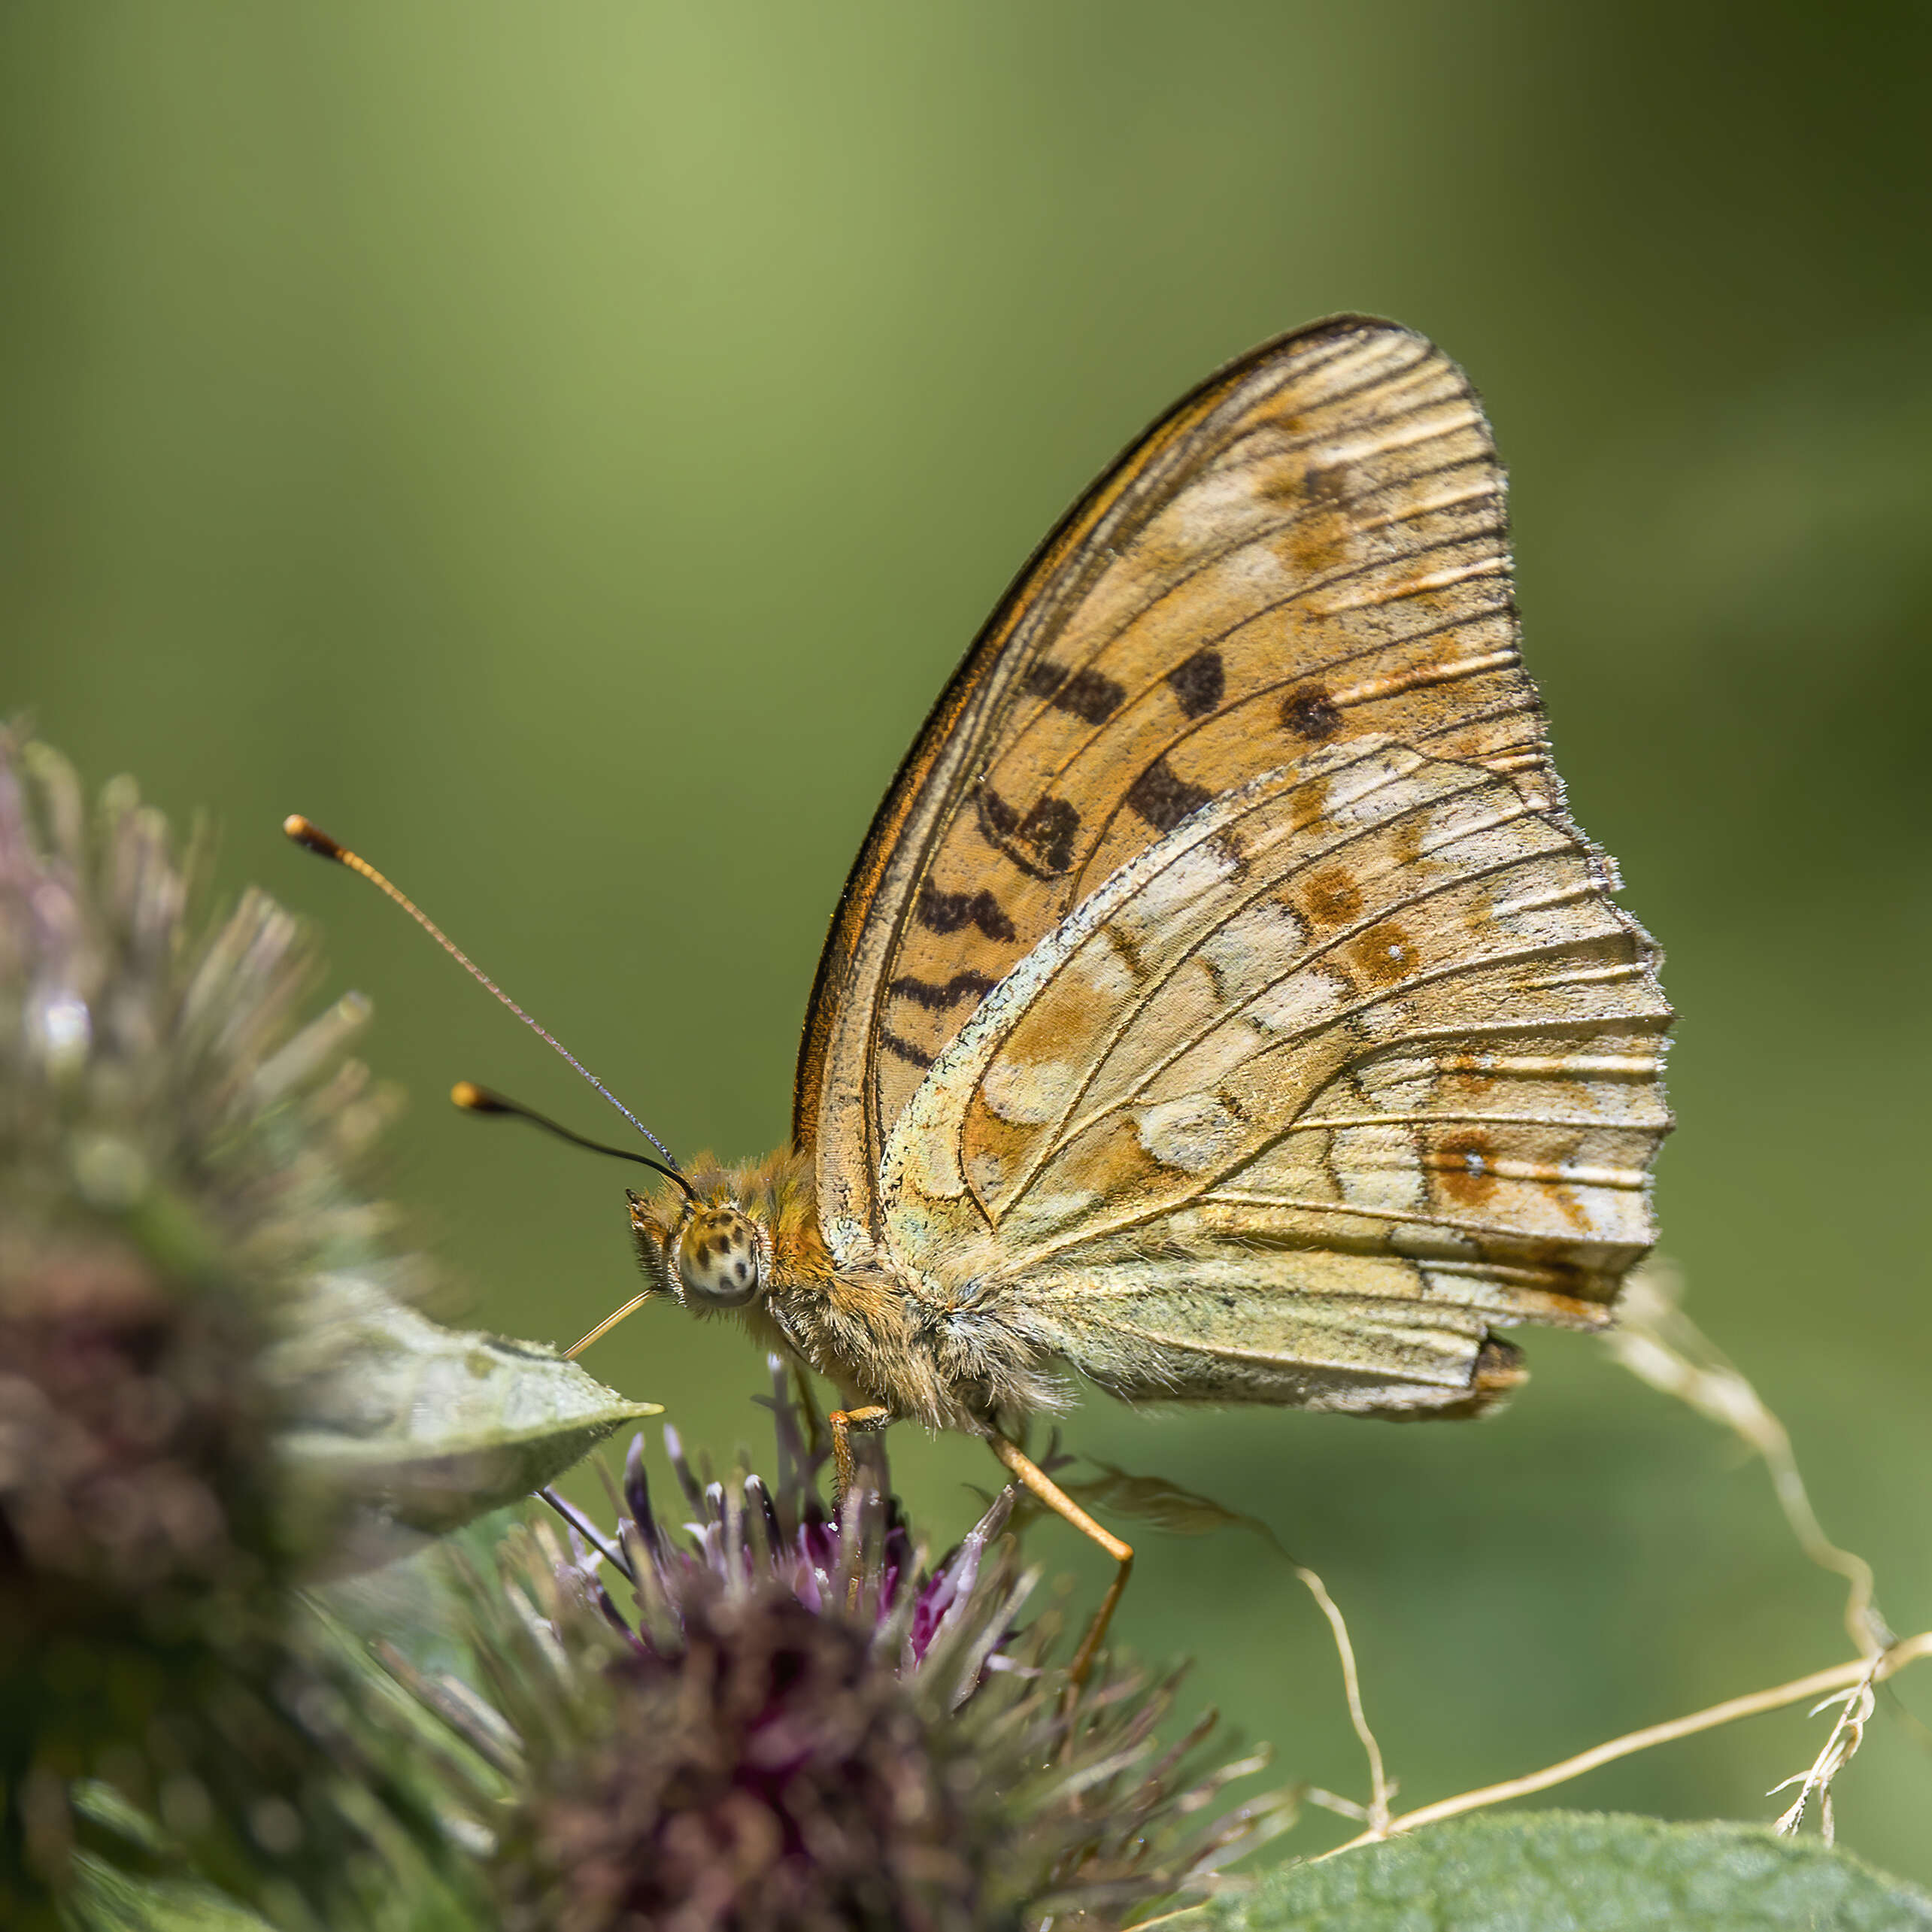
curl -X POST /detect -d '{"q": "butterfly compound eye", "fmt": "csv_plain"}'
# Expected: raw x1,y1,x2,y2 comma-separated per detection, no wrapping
674,1206,763,1309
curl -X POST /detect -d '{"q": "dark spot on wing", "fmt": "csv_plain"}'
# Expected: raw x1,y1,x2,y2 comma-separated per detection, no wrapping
1473,1335,1526,1393
887,970,998,1011
1303,460,1348,502
1432,1333,1527,1418
1019,796,1079,871
1208,832,1249,879
1125,757,1212,833
977,785,1081,876
1103,924,1150,980
915,881,1015,942
1281,685,1343,740
1056,667,1126,724
1166,648,1225,719
878,1028,936,1070
978,785,1018,840
1022,658,1124,724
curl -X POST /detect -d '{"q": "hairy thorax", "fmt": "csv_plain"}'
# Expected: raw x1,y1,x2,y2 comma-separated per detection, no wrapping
625,1147,1065,1434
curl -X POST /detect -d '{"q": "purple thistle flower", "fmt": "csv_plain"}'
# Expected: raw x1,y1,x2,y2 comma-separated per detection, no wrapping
417,1362,1298,1930
543,1360,1014,1691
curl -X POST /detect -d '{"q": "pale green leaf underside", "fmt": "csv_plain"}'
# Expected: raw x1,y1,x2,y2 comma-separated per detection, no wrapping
1161,1812,1932,1931
270,1272,660,1536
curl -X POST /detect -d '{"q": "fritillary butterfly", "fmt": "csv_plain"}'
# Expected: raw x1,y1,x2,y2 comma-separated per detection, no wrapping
298,316,1673,1670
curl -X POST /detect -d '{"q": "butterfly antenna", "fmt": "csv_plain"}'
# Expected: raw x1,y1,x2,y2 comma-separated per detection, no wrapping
283,814,687,1177
450,1081,697,1201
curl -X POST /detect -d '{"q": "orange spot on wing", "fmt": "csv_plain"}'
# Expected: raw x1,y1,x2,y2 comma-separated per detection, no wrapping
1347,921,1417,987
1549,1184,1591,1233
1302,865,1363,928
1287,772,1333,836
963,1093,1043,1186
1434,1128,1500,1206
1394,807,1429,869
1056,1117,1168,1207
1005,969,1100,1066
1278,508,1351,576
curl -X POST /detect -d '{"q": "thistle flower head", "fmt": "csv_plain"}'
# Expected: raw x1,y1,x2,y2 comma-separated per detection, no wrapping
417,1363,1294,1931
601,1366,1005,1678
0,734,459,1921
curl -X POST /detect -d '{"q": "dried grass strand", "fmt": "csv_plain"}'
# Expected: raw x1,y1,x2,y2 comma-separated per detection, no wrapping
1607,1263,1882,1652
1289,1564,1391,1833
1322,1627,1932,1855
1769,1657,1882,1845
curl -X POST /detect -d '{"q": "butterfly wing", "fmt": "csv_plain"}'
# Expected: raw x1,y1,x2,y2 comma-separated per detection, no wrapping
875,735,1669,1412
796,317,1669,1403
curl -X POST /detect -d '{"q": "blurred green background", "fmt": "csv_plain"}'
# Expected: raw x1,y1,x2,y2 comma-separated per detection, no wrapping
5,0,1930,1882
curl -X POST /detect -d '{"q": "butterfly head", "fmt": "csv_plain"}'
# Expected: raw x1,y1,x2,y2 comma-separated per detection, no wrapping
672,1201,765,1308
627,1178,775,1312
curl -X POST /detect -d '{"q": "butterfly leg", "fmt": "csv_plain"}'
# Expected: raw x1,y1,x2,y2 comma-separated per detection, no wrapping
987,1433,1133,1686
563,1292,655,1360
828,1405,892,1516
830,1405,893,1613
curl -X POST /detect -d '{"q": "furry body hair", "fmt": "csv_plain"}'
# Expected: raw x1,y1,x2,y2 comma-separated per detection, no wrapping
626,1149,1069,1434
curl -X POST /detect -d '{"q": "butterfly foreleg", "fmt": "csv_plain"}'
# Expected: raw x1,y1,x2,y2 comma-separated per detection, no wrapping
987,1433,1133,1688
563,1291,657,1360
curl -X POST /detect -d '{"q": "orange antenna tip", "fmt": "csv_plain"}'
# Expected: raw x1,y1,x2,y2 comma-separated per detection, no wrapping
450,1079,505,1112
284,814,347,862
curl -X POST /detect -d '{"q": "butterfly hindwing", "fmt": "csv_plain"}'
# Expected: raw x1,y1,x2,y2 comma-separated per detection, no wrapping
875,738,1668,1412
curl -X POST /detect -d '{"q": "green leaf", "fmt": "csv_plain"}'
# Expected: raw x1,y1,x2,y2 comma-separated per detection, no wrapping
1160,1812,1932,1930
270,1271,660,1542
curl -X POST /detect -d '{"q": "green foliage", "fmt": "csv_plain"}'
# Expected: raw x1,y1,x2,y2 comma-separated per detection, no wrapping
5,2,1931,1890
272,1272,660,1545
1158,1813,1932,1932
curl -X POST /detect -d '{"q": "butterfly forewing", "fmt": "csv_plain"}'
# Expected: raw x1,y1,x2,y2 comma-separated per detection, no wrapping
799,315,1668,1412
800,318,1570,1240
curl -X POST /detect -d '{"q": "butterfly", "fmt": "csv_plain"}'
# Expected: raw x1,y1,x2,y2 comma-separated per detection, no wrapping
295,315,1671,1674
